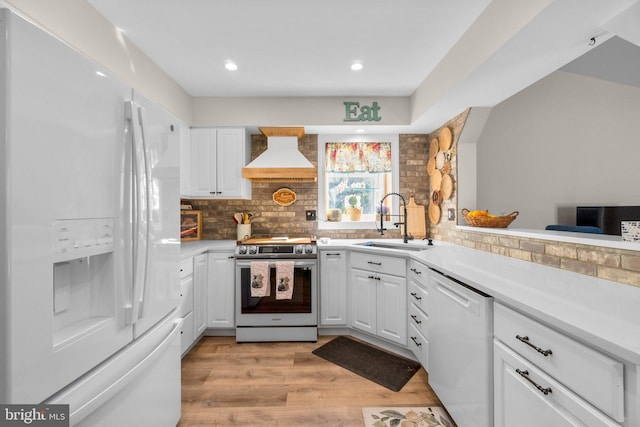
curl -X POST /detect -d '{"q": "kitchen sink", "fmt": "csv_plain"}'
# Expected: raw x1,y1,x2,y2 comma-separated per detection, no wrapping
354,241,430,252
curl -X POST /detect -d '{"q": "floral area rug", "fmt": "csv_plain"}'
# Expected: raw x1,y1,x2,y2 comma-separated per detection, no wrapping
362,407,456,427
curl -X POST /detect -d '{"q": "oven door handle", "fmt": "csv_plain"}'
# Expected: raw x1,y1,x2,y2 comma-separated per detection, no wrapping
236,260,316,268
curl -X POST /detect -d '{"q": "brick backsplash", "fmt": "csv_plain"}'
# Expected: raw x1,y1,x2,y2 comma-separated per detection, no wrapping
184,133,429,241
183,117,640,289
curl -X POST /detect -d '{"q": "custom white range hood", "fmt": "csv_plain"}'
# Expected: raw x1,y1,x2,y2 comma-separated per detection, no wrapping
242,127,317,182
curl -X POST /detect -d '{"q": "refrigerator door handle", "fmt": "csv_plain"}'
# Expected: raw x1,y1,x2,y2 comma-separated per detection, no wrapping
128,100,150,325
137,104,154,318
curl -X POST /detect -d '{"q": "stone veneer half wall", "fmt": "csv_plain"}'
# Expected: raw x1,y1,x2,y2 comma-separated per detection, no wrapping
429,111,640,288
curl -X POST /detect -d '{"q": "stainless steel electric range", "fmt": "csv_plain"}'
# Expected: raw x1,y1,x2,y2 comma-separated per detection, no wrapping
234,237,317,342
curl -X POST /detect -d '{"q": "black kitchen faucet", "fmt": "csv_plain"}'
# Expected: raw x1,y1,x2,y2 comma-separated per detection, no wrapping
378,192,412,244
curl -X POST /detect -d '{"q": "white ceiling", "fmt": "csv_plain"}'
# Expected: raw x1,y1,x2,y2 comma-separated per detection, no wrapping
87,0,640,133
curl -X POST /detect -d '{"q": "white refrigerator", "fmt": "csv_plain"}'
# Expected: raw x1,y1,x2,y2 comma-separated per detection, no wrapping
0,8,182,426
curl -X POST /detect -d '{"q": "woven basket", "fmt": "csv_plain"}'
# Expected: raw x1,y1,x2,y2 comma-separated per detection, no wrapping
462,208,519,228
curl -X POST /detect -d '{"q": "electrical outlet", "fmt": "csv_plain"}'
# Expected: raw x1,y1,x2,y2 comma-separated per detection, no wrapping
448,208,456,221
306,210,316,221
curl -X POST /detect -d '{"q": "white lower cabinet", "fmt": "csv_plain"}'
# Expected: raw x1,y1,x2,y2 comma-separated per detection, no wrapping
193,253,208,336
179,257,195,355
207,251,235,328
407,260,431,369
319,250,348,326
181,312,194,355
494,340,621,427
494,302,624,427
350,268,377,334
349,251,406,345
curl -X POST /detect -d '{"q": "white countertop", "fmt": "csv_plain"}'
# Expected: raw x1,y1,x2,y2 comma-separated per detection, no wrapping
319,238,640,365
180,240,236,258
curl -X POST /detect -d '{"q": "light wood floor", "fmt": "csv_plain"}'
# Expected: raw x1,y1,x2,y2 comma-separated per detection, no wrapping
178,335,442,427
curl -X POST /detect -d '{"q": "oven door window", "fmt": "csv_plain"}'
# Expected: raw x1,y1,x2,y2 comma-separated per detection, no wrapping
240,266,312,314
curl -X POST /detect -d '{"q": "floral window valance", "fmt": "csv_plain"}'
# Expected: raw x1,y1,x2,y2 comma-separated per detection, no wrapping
325,142,392,173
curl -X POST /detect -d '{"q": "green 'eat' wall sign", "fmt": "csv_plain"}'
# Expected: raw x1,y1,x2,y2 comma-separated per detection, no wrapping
343,101,381,122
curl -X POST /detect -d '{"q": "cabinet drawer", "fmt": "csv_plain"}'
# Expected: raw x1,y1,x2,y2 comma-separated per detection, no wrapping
180,311,194,356
351,251,406,277
408,259,429,286
179,276,194,316
408,280,429,313
408,323,429,371
494,303,624,422
408,302,429,337
180,257,193,278
494,340,621,427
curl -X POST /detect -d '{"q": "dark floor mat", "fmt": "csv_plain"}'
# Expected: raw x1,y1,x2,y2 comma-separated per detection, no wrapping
312,336,421,392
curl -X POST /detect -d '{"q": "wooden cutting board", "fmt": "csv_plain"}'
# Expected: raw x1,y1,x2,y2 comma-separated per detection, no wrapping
405,194,427,239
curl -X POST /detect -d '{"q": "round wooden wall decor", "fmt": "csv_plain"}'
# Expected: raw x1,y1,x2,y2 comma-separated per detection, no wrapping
427,158,437,176
430,169,442,191
441,174,453,200
435,151,446,170
439,127,452,151
272,188,297,206
428,202,441,224
429,138,439,158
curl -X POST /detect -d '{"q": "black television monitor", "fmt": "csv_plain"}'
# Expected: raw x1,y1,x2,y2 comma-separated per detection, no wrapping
577,206,640,236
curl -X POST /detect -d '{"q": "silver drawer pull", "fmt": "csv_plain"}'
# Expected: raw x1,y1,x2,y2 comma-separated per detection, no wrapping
410,336,422,347
410,292,422,301
410,268,422,275
410,314,422,324
515,368,552,395
516,335,553,357
367,261,382,266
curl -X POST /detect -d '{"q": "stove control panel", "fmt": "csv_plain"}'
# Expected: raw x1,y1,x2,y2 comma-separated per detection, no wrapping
235,244,317,258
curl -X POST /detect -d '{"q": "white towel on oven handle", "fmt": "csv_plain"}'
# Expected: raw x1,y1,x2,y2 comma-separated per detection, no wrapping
250,261,270,297
275,261,294,300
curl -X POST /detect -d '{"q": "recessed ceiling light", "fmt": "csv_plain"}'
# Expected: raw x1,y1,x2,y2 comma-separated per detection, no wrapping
225,61,238,71
355,128,365,133
351,62,363,71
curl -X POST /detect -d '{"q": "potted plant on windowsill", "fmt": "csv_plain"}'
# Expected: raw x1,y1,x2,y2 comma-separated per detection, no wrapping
376,206,390,222
346,194,362,221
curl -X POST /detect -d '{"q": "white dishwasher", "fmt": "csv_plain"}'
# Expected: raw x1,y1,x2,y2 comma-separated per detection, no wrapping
428,267,493,427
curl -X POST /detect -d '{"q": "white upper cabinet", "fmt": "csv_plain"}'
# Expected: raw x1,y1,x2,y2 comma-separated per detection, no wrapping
183,128,251,198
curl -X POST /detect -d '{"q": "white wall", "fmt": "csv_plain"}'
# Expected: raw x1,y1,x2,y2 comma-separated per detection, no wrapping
2,0,192,123
192,96,410,128
476,70,640,229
